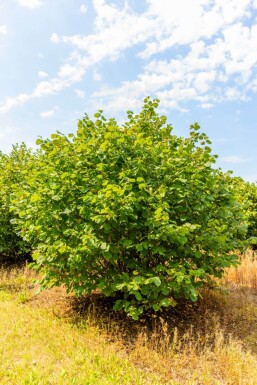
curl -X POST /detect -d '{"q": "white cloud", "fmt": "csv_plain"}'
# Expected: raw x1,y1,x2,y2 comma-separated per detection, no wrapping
40,106,59,119
2,0,257,115
50,33,60,44
33,78,73,97
221,155,250,164
58,64,85,81
80,0,257,113
38,71,48,78
201,102,214,109
0,25,7,35
140,0,252,58
91,8,257,113
80,4,88,14
224,87,248,101
62,1,155,63
17,0,42,9
93,69,101,81
75,89,85,98
0,64,86,114
0,94,31,114
0,126,18,140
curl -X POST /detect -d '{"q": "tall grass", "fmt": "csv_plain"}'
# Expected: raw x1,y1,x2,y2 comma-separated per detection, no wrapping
223,250,257,290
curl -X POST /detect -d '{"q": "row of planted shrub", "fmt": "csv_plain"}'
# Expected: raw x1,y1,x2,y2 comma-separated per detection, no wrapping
1,98,257,319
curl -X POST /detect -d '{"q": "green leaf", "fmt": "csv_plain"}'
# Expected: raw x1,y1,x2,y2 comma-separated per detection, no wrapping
150,277,161,287
133,291,142,301
160,298,171,307
100,242,108,250
123,239,133,248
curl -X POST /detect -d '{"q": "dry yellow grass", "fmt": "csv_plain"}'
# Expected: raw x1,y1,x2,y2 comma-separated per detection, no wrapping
1,255,257,385
223,250,257,290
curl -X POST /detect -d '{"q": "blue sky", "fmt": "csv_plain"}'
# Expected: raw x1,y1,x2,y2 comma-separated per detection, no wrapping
0,0,257,182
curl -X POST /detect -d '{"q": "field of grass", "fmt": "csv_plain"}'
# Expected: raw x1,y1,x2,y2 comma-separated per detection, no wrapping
1,252,257,384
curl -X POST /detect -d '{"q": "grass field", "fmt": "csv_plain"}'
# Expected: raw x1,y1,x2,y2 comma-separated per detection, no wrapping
1,252,257,384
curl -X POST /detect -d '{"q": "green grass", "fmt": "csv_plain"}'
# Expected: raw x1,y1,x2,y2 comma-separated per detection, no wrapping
1,262,257,385
0,289,163,385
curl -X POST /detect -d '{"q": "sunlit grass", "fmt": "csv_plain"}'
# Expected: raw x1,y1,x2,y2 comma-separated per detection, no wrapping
1,255,257,385
0,276,162,384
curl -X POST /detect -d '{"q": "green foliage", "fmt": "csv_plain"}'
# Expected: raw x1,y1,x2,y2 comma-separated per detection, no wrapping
228,176,257,249
0,144,32,264
12,98,246,319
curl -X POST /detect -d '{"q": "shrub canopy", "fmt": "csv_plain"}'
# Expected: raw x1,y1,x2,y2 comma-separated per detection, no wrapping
12,98,246,318
0,144,32,264
228,176,257,249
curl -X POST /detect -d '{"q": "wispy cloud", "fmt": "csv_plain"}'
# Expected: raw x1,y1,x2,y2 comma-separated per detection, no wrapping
201,103,214,109
38,71,48,79
80,5,88,14
0,69,86,114
0,25,7,35
0,94,30,114
221,155,250,164
0,126,18,139
40,106,59,119
2,0,257,115
92,17,257,112
75,89,85,98
50,33,60,44
93,69,101,81
17,0,42,9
